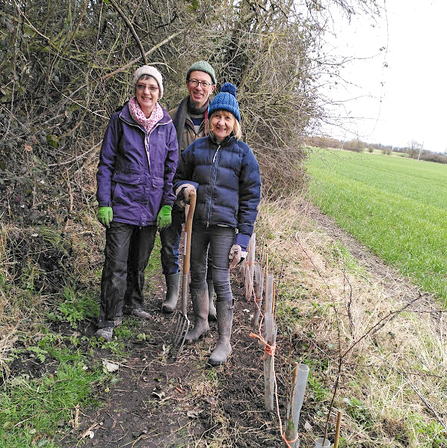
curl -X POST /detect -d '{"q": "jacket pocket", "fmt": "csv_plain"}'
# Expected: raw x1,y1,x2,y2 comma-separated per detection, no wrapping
147,177,164,207
111,174,145,206
112,172,144,185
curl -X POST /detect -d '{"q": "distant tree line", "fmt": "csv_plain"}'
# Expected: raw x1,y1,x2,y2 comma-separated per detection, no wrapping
307,136,447,164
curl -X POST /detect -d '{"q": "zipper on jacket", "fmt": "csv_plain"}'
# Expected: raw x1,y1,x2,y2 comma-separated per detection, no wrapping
145,120,173,174
212,145,220,163
206,144,221,227
145,133,152,173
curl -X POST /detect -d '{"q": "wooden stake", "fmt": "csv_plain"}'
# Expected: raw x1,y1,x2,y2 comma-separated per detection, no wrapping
285,363,299,446
272,281,276,315
264,323,277,412
244,234,256,300
264,273,276,411
333,411,342,448
252,263,264,329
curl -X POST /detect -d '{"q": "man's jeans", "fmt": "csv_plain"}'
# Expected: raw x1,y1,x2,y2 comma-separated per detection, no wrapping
159,206,183,275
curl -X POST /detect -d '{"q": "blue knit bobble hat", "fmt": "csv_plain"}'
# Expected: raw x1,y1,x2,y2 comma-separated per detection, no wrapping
208,82,241,122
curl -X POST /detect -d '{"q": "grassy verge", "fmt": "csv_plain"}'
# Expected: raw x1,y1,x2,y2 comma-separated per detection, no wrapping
255,195,447,447
1,344,104,447
0,225,104,448
305,148,447,303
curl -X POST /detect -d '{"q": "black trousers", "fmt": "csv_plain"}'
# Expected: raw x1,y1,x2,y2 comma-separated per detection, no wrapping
98,221,157,328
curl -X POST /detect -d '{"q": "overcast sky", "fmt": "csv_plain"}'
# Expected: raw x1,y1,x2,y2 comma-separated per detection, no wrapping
322,0,447,152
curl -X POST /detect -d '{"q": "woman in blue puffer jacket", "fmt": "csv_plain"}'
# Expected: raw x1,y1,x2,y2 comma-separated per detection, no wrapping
95,65,178,341
175,83,261,365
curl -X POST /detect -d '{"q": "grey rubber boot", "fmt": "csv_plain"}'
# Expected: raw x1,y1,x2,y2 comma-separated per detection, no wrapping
161,272,181,313
207,280,217,321
209,300,234,366
185,287,210,342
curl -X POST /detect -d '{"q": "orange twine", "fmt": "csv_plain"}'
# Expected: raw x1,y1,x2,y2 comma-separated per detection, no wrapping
282,432,299,447
247,254,296,446
249,332,276,359
249,332,296,447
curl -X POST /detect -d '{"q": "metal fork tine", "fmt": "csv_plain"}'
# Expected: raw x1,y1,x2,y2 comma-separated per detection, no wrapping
171,312,190,358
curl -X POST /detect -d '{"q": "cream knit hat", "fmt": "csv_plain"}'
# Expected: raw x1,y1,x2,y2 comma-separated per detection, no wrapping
132,65,164,99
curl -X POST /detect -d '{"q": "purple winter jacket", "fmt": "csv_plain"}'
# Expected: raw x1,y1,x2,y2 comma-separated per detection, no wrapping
96,102,178,227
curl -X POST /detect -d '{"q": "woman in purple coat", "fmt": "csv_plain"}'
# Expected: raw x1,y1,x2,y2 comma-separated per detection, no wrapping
95,65,178,340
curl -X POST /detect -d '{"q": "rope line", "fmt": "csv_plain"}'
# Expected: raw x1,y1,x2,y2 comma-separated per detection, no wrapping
282,432,299,447
249,332,296,447
249,332,276,359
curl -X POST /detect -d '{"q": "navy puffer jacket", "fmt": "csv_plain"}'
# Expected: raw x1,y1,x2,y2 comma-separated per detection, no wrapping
97,103,178,227
175,134,261,249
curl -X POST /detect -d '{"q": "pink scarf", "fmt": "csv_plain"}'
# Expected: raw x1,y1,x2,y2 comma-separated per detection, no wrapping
129,97,163,133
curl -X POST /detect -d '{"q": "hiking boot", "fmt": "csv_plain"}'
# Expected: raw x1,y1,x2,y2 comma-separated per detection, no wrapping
95,327,114,341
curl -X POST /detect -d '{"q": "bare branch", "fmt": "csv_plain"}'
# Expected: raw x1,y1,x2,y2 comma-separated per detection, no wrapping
107,0,148,65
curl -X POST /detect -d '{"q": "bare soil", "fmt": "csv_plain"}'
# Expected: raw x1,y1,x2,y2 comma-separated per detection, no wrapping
57,271,288,448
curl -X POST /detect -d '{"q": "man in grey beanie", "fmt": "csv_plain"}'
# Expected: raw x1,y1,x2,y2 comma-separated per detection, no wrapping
171,60,216,157
160,61,217,318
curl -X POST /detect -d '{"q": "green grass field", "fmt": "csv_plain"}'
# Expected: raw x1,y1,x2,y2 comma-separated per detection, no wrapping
306,149,447,302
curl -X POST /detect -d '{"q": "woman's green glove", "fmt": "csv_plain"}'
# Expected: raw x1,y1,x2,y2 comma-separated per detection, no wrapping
157,205,172,229
98,206,113,228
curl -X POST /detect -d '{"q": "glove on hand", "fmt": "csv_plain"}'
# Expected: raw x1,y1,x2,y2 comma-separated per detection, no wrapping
229,244,248,268
177,184,195,207
98,206,113,228
157,205,172,229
